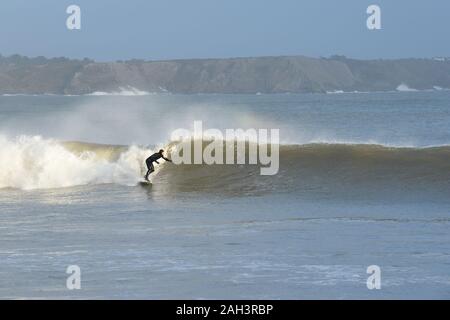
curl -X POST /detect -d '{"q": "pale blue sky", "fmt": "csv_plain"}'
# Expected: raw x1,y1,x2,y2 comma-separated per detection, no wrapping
1,0,449,61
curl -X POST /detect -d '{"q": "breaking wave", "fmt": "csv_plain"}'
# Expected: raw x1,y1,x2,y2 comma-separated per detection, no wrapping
1,135,450,197
0,136,152,190
397,83,418,92
87,86,151,96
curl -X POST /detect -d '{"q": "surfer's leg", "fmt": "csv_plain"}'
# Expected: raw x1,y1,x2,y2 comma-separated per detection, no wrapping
145,160,152,181
145,162,154,181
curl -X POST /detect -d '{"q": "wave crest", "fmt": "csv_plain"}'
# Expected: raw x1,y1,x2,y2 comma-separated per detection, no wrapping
1,136,450,195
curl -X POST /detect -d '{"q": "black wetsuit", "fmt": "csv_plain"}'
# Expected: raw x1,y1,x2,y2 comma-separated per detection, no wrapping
145,152,171,180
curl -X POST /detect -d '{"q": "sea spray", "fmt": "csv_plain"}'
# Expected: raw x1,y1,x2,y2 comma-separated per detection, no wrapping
0,135,152,190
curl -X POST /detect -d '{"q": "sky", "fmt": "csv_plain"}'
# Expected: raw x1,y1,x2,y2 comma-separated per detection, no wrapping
1,0,449,61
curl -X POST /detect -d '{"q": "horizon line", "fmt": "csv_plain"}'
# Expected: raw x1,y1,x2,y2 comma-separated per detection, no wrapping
1,53,450,64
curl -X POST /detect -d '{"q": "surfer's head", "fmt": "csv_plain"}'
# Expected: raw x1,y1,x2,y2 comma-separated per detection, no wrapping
159,149,164,154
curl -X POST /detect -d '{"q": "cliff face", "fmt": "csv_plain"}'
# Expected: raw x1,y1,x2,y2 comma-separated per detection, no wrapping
0,54,449,94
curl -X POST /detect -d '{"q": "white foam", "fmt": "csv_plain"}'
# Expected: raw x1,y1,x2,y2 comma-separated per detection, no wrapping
87,86,151,96
396,83,418,92
326,90,345,94
0,135,152,190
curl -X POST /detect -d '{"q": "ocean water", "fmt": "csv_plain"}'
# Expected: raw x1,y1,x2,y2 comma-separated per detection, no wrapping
0,91,449,299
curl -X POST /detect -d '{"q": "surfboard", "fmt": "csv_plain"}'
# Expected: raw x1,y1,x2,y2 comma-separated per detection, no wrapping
139,180,152,187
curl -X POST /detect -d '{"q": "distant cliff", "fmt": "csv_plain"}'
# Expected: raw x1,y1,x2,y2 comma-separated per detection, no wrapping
0,54,449,95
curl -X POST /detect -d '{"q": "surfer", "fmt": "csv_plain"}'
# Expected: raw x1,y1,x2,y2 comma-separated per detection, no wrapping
144,149,172,181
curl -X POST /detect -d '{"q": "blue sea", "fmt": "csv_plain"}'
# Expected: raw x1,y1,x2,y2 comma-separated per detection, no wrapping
0,91,449,299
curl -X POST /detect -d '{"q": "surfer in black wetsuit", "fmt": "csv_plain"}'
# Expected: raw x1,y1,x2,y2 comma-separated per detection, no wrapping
144,149,172,181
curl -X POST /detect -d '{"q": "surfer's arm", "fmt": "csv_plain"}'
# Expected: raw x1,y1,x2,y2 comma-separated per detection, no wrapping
163,157,172,162
155,160,160,164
